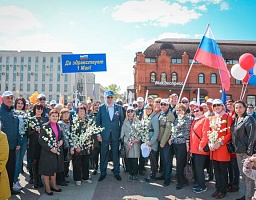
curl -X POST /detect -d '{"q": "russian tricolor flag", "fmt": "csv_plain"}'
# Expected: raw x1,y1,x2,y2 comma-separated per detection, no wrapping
194,24,230,91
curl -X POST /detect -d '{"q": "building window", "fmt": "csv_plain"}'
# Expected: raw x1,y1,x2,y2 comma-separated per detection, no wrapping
150,72,156,82
145,58,156,63
198,73,204,84
20,84,23,91
50,74,53,81
49,95,52,101
160,73,167,82
57,84,60,92
35,84,38,91
172,58,182,64
171,72,177,82
42,84,45,91
235,79,241,84
64,84,68,92
247,95,256,105
64,74,68,83
27,83,30,91
211,73,217,84
49,84,52,92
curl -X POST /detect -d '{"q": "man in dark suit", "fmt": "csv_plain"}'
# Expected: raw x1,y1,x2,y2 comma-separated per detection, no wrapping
96,90,124,181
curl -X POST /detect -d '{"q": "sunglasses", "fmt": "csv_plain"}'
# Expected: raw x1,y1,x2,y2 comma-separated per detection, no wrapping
145,107,152,110
36,107,43,110
107,96,113,99
39,98,46,101
160,103,168,106
176,109,182,112
182,101,189,103
213,104,222,107
127,110,134,113
155,101,160,103
193,110,200,113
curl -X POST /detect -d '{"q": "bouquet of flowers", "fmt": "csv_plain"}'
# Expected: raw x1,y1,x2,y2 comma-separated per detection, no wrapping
69,117,104,150
129,119,149,144
207,116,229,149
28,116,40,130
13,110,29,137
41,126,60,155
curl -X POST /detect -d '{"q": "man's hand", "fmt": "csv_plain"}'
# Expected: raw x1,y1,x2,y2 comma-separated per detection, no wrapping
160,144,164,148
16,146,21,150
70,149,74,155
51,148,57,154
76,148,81,153
168,139,172,145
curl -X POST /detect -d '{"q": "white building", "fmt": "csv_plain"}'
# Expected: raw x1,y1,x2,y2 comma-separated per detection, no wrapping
0,50,105,103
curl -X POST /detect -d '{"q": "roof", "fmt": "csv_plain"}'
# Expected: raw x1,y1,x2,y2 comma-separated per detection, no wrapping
143,38,256,60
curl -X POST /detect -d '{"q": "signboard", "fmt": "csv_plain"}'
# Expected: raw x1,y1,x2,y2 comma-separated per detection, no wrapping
61,54,107,73
154,81,183,86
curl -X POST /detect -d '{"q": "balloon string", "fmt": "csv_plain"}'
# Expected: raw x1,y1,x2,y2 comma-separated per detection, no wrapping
240,84,244,100
241,83,248,101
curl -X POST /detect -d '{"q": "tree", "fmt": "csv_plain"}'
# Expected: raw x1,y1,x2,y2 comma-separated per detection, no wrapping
105,84,121,99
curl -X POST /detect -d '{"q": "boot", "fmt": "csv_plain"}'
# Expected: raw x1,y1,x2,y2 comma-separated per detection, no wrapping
32,163,38,188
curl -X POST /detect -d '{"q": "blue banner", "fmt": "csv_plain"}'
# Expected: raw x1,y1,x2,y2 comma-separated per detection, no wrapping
61,54,107,73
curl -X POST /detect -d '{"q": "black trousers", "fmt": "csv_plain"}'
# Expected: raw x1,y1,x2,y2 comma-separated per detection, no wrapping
127,158,138,176
228,157,240,185
173,143,187,185
93,147,100,171
72,154,89,181
213,160,229,194
156,142,163,172
149,150,158,178
192,153,207,189
6,149,16,190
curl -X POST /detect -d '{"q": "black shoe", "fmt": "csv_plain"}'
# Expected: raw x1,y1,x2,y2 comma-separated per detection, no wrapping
92,170,97,175
38,177,44,187
176,184,183,190
98,175,106,181
50,187,62,192
139,170,145,176
145,177,155,182
65,180,70,183
56,181,68,186
114,174,122,181
156,175,164,180
33,182,39,189
163,180,170,186
29,177,34,184
45,189,54,196
211,190,219,197
192,184,199,190
11,189,20,195
236,196,245,200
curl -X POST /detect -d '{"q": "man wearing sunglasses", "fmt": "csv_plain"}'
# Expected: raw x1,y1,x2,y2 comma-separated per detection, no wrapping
36,93,50,118
96,90,124,182
156,99,175,186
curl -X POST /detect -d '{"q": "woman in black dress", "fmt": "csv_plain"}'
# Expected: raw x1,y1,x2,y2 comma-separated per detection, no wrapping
38,109,64,196
27,103,47,188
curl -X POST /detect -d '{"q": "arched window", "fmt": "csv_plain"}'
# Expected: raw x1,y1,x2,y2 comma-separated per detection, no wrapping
211,73,217,84
160,73,167,82
198,73,204,84
171,72,178,82
150,72,156,82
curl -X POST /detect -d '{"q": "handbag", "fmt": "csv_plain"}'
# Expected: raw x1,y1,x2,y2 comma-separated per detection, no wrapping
120,137,126,158
184,153,193,180
192,128,210,152
227,140,235,154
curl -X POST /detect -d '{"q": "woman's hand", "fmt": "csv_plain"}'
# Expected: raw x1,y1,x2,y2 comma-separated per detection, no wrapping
127,142,132,148
198,147,203,152
57,140,63,147
36,127,40,132
76,148,81,153
160,144,164,148
51,148,57,154
168,139,172,145
146,142,152,147
186,143,189,152
132,139,139,143
70,149,74,155
97,135,102,142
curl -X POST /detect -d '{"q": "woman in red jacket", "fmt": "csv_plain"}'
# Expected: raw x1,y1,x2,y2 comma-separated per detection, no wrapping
209,99,232,199
190,106,210,194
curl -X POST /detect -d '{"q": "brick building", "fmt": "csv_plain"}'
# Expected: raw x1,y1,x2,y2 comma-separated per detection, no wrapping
134,39,256,104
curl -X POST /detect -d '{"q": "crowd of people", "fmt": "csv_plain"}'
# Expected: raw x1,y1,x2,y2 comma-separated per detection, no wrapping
0,90,256,200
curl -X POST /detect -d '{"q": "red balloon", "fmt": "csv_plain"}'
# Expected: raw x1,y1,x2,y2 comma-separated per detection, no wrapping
239,53,255,71
242,73,250,84
0,96,2,104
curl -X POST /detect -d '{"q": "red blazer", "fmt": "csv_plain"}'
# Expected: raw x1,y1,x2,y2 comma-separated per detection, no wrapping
209,113,232,162
190,116,210,155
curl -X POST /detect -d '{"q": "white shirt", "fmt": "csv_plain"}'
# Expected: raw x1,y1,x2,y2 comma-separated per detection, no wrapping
107,104,114,120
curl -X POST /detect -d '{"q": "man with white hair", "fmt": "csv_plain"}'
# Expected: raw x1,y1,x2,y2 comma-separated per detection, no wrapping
37,93,50,118
0,91,21,195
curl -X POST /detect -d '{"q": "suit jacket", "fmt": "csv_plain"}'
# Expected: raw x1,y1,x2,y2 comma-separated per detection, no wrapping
96,104,124,141
38,122,64,176
148,112,160,152
0,131,11,200
158,110,175,145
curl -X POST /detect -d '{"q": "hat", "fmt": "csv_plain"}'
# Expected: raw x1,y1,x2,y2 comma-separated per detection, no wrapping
147,96,154,100
2,91,13,98
212,99,223,105
200,103,207,107
86,100,92,104
105,90,114,97
50,100,57,105
170,93,178,98
248,104,254,108
160,99,169,105
26,100,30,105
116,98,123,103
137,97,144,102
189,101,197,106
141,143,151,158
181,97,189,102
37,93,46,99
127,106,134,111
123,103,128,107
206,98,213,103
132,101,138,105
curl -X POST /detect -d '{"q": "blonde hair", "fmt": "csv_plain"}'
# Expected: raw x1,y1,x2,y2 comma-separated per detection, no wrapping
124,109,137,122
176,103,186,112
144,103,154,119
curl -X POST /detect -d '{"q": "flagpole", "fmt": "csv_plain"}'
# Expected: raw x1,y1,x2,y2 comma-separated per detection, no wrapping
197,88,200,105
178,60,195,103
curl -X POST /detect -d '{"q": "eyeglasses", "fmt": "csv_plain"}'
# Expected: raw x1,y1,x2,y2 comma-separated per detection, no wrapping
36,107,43,110
155,101,160,104
107,96,113,99
160,103,168,106
6,96,14,100
182,101,189,104
127,110,134,113
39,98,46,101
176,109,182,112
145,107,152,110
213,104,222,107
193,110,200,113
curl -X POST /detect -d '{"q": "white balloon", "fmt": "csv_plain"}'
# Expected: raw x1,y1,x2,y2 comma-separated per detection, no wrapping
231,63,247,80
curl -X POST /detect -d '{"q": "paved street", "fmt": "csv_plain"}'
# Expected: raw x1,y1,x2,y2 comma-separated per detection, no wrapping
10,161,245,200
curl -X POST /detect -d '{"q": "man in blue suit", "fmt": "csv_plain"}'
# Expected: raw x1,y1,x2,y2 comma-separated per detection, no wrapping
96,90,124,181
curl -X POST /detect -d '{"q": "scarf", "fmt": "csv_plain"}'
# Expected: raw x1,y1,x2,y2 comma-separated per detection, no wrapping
214,110,226,117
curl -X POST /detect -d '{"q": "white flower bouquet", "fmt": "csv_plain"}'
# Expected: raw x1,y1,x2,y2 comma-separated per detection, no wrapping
42,126,60,155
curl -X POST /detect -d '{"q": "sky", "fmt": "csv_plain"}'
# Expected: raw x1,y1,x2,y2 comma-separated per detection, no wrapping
0,0,255,92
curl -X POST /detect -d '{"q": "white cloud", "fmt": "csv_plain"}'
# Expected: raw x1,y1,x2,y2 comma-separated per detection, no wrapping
158,32,191,39
0,5,42,33
112,0,201,26
194,33,203,38
102,6,109,14
0,33,78,52
198,5,207,11
123,38,155,51
220,2,229,10
178,0,221,4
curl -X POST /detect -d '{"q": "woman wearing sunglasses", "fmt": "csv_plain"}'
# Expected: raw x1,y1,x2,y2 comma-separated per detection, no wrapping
120,106,140,182
190,106,210,194
169,103,191,190
208,99,232,199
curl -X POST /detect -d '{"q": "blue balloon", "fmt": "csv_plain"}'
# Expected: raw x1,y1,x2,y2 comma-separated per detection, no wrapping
248,75,256,86
248,68,254,75
248,57,256,75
